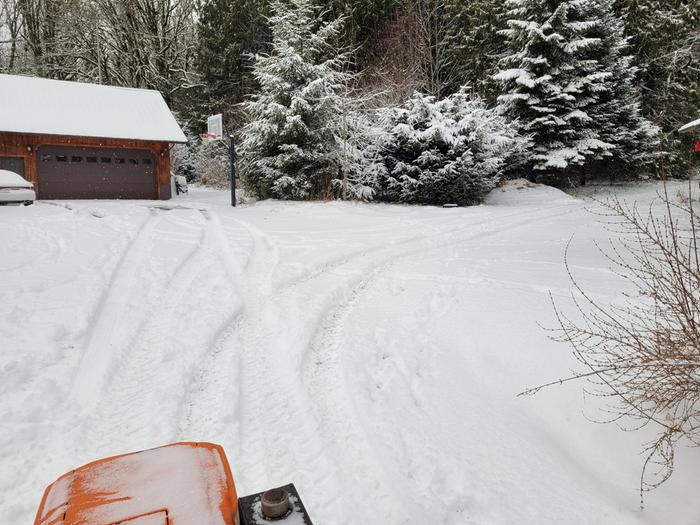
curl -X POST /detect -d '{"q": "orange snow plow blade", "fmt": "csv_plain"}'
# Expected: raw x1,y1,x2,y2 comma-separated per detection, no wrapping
33,442,239,525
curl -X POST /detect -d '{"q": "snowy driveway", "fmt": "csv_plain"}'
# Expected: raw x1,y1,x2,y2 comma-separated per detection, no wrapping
1,182,698,524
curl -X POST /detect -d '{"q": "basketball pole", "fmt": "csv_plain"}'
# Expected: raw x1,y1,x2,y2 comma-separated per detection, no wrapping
229,133,237,207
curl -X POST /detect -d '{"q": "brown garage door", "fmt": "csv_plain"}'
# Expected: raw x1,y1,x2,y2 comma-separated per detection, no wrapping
37,145,157,199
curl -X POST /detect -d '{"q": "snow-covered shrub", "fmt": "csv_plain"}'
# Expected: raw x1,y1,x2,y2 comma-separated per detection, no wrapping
194,139,231,188
366,89,528,206
171,142,197,181
329,105,381,201
170,117,200,182
240,0,353,200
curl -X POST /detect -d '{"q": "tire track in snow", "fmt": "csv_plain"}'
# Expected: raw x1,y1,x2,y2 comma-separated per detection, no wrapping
192,216,353,503
84,206,252,453
275,203,572,295
180,202,577,521
274,213,488,292
194,203,580,516
176,209,249,441
68,209,163,411
7,208,176,518
78,211,231,446
295,203,581,522
177,319,243,439
217,219,285,483
303,260,407,524
80,201,575,514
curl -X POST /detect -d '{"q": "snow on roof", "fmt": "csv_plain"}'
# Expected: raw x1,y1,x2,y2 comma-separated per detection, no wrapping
0,74,187,143
679,117,700,134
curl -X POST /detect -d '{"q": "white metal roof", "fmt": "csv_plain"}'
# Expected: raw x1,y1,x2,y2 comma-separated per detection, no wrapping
0,74,187,143
679,117,700,134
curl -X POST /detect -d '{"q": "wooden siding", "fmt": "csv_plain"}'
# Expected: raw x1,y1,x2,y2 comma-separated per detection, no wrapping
0,132,172,199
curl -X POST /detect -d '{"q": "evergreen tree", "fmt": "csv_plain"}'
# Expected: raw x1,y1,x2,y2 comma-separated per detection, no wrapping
366,89,527,205
620,0,700,175
590,0,659,176
495,0,657,183
190,0,271,128
324,0,402,65
445,0,506,101
620,0,700,129
240,0,353,199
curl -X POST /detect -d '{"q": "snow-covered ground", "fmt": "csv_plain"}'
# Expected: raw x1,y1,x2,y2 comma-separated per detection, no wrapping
1,180,699,524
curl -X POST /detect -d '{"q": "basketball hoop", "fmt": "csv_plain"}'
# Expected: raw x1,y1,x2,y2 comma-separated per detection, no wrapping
204,113,235,207
199,132,219,143
207,114,224,139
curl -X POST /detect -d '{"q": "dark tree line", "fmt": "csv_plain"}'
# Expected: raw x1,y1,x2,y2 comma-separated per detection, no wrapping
1,0,699,184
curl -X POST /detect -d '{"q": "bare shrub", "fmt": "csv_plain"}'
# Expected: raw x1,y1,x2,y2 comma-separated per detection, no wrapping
525,179,700,500
171,142,196,181
194,139,231,188
357,5,428,108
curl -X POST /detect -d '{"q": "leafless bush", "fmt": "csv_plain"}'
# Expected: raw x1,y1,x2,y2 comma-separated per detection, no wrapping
525,180,700,500
357,6,428,108
194,139,231,188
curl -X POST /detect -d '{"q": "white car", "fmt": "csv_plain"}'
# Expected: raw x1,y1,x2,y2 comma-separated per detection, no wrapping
0,169,35,205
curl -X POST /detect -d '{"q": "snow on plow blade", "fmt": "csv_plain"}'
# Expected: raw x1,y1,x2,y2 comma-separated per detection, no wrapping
33,442,313,524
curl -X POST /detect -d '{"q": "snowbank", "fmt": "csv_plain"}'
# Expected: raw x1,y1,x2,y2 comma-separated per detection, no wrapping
485,178,578,206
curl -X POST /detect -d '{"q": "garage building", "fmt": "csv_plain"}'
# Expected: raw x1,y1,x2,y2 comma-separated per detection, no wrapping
0,74,187,200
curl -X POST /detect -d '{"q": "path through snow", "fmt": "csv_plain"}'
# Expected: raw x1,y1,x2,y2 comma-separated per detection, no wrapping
1,181,699,524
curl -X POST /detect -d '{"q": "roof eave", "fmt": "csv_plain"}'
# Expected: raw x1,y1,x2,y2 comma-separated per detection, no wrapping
678,118,700,134
0,129,188,144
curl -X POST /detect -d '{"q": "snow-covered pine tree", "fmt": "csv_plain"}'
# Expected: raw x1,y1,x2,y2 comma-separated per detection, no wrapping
192,0,271,127
495,0,657,184
240,0,352,200
620,0,700,175
445,0,507,101
588,0,659,177
367,89,527,206
495,0,612,182
621,0,700,130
